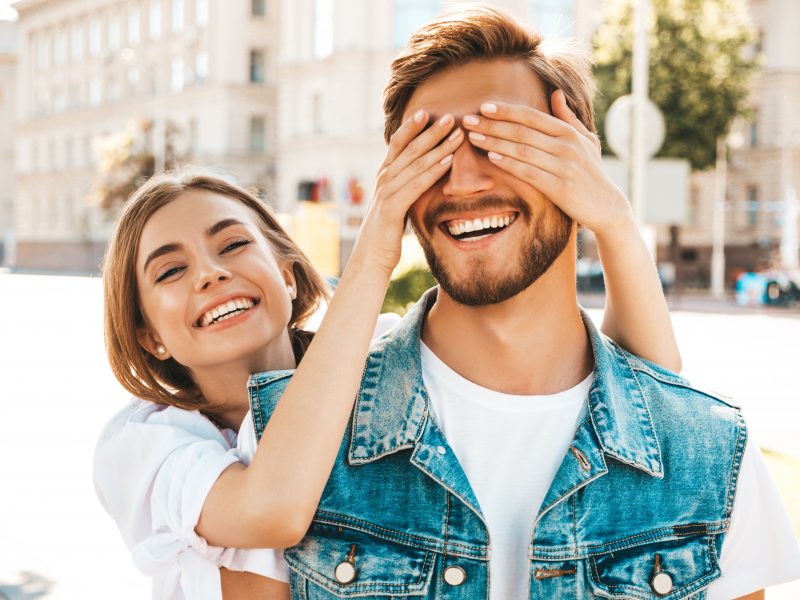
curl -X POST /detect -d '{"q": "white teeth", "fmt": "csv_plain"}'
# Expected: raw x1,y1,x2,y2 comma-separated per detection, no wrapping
504,216,511,226
446,213,517,239
464,220,474,233
472,218,482,230
482,217,490,229
199,297,255,327
490,216,498,228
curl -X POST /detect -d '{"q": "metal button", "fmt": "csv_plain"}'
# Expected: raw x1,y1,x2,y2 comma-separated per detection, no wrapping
334,560,357,584
437,445,446,455
651,571,673,595
443,565,466,586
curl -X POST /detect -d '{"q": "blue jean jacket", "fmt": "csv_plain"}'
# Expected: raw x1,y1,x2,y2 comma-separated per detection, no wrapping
248,289,747,599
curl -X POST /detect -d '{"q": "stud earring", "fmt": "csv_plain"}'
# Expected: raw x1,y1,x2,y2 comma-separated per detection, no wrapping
157,345,167,355
287,286,294,296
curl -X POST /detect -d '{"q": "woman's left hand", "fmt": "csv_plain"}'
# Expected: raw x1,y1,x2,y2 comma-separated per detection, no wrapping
462,89,634,238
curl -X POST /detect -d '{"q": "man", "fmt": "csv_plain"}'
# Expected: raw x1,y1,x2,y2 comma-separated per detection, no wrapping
249,5,800,598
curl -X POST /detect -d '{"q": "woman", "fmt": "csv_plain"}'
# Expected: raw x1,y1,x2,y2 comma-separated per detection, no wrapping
94,100,680,599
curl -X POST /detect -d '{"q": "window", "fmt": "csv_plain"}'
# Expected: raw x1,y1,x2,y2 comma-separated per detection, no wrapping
393,0,440,48
747,185,759,227
249,49,265,83
195,52,208,84
531,0,575,37
64,137,74,169
68,82,82,110
171,57,184,92
89,18,101,57
249,115,266,152
108,74,122,102
313,0,333,58
53,87,67,113
54,29,67,66
749,115,758,148
172,0,184,32
36,35,50,69
89,77,102,106
252,0,266,16
108,15,121,51
149,1,162,39
128,7,140,45
128,66,140,94
196,0,208,26
71,24,84,61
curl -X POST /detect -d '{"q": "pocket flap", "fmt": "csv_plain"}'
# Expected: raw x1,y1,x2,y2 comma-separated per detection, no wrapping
588,534,720,599
285,524,436,597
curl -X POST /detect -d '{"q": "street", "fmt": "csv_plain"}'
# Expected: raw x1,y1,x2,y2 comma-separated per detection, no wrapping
1,273,798,599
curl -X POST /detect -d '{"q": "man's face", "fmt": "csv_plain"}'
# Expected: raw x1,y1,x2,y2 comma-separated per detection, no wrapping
403,59,573,306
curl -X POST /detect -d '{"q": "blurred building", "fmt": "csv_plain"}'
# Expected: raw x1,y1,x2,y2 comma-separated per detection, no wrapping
12,0,279,271
0,19,16,267
276,0,601,270
670,0,800,287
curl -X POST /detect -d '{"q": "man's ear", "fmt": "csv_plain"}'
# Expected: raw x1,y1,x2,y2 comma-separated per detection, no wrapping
282,261,298,300
137,328,172,361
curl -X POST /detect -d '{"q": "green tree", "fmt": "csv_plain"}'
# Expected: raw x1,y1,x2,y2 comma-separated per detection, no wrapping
593,0,758,171
88,119,184,210
382,266,437,315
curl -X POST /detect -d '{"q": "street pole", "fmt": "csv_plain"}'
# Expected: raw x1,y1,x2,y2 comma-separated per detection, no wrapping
631,0,649,229
779,132,799,270
711,136,727,297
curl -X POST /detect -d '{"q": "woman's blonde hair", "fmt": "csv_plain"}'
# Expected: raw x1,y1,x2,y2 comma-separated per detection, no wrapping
383,3,596,143
102,169,330,410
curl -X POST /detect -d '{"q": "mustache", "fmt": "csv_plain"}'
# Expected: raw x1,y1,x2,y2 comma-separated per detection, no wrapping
422,195,532,234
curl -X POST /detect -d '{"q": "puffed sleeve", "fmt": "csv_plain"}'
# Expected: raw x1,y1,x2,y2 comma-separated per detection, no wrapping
93,399,288,600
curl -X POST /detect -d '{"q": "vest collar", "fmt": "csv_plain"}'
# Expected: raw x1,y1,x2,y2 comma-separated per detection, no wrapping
348,287,663,478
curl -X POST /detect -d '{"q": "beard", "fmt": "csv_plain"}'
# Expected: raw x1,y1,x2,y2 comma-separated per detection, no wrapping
413,195,573,306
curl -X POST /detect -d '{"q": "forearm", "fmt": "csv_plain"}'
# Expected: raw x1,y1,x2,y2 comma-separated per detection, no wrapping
199,235,393,547
595,220,681,372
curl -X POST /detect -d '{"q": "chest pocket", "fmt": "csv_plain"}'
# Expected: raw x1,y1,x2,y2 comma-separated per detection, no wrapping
587,534,721,599
285,523,436,599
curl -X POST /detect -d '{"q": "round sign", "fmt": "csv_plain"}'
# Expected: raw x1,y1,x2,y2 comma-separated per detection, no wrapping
605,94,666,162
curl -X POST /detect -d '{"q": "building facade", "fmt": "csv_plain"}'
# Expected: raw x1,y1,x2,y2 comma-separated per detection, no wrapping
0,19,16,267
12,0,279,271
276,0,601,270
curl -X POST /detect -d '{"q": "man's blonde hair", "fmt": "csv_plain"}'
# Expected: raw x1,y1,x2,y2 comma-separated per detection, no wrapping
383,3,596,143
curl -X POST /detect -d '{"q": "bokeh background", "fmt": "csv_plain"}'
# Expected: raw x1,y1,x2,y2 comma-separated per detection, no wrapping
0,0,798,598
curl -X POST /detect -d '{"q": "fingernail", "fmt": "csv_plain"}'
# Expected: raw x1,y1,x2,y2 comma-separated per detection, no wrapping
463,115,480,126
481,103,497,114
488,151,503,161
438,114,452,126
448,128,462,142
468,131,486,142
414,109,425,123
440,154,453,165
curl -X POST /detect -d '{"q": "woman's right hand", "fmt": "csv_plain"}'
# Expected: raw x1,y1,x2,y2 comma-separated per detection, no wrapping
355,110,464,275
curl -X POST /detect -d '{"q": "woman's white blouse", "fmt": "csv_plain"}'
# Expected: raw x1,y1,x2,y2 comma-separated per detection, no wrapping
93,399,288,599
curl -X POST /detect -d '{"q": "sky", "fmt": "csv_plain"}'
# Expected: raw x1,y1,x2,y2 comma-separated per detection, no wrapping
0,0,17,21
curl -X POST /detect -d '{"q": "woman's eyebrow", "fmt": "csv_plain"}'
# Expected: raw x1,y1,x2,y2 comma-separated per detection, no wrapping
142,243,182,273
206,218,245,237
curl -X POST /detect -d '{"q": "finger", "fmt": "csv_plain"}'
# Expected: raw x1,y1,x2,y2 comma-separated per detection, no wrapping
484,152,561,199
461,113,564,156
388,113,457,176
467,132,561,177
381,131,463,204
551,89,600,152
479,101,569,138
385,109,430,164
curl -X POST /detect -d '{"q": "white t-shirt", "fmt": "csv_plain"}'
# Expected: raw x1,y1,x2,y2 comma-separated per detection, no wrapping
420,342,800,600
94,313,401,599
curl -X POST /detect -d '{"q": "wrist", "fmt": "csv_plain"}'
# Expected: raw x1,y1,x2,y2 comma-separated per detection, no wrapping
593,214,639,246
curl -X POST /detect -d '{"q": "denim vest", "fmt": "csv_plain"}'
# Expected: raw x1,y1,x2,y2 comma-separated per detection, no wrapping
249,289,747,599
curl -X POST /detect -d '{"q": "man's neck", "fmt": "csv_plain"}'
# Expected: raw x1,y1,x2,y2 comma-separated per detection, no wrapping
421,256,593,396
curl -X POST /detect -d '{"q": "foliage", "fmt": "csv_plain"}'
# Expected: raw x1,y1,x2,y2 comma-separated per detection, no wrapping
593,0,758,171
88,119,184,210
382,266,437,315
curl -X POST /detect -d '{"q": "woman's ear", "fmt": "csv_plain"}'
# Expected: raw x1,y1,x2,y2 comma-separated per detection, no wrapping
282,261,298,300
137,328,172,361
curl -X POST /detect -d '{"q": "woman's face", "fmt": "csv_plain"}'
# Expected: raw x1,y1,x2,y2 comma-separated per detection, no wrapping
135,189,296,374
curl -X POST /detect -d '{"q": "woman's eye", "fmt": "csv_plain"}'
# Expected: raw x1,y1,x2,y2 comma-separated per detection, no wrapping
222,239,252,253
155,266,184,283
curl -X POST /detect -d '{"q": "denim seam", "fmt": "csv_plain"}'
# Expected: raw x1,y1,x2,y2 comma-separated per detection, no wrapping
313,512,488,558
533,523,728,559
724,409,748,518
249,377,264,442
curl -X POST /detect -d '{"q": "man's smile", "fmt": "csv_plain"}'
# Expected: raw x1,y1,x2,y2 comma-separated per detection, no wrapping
441,211,519,242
